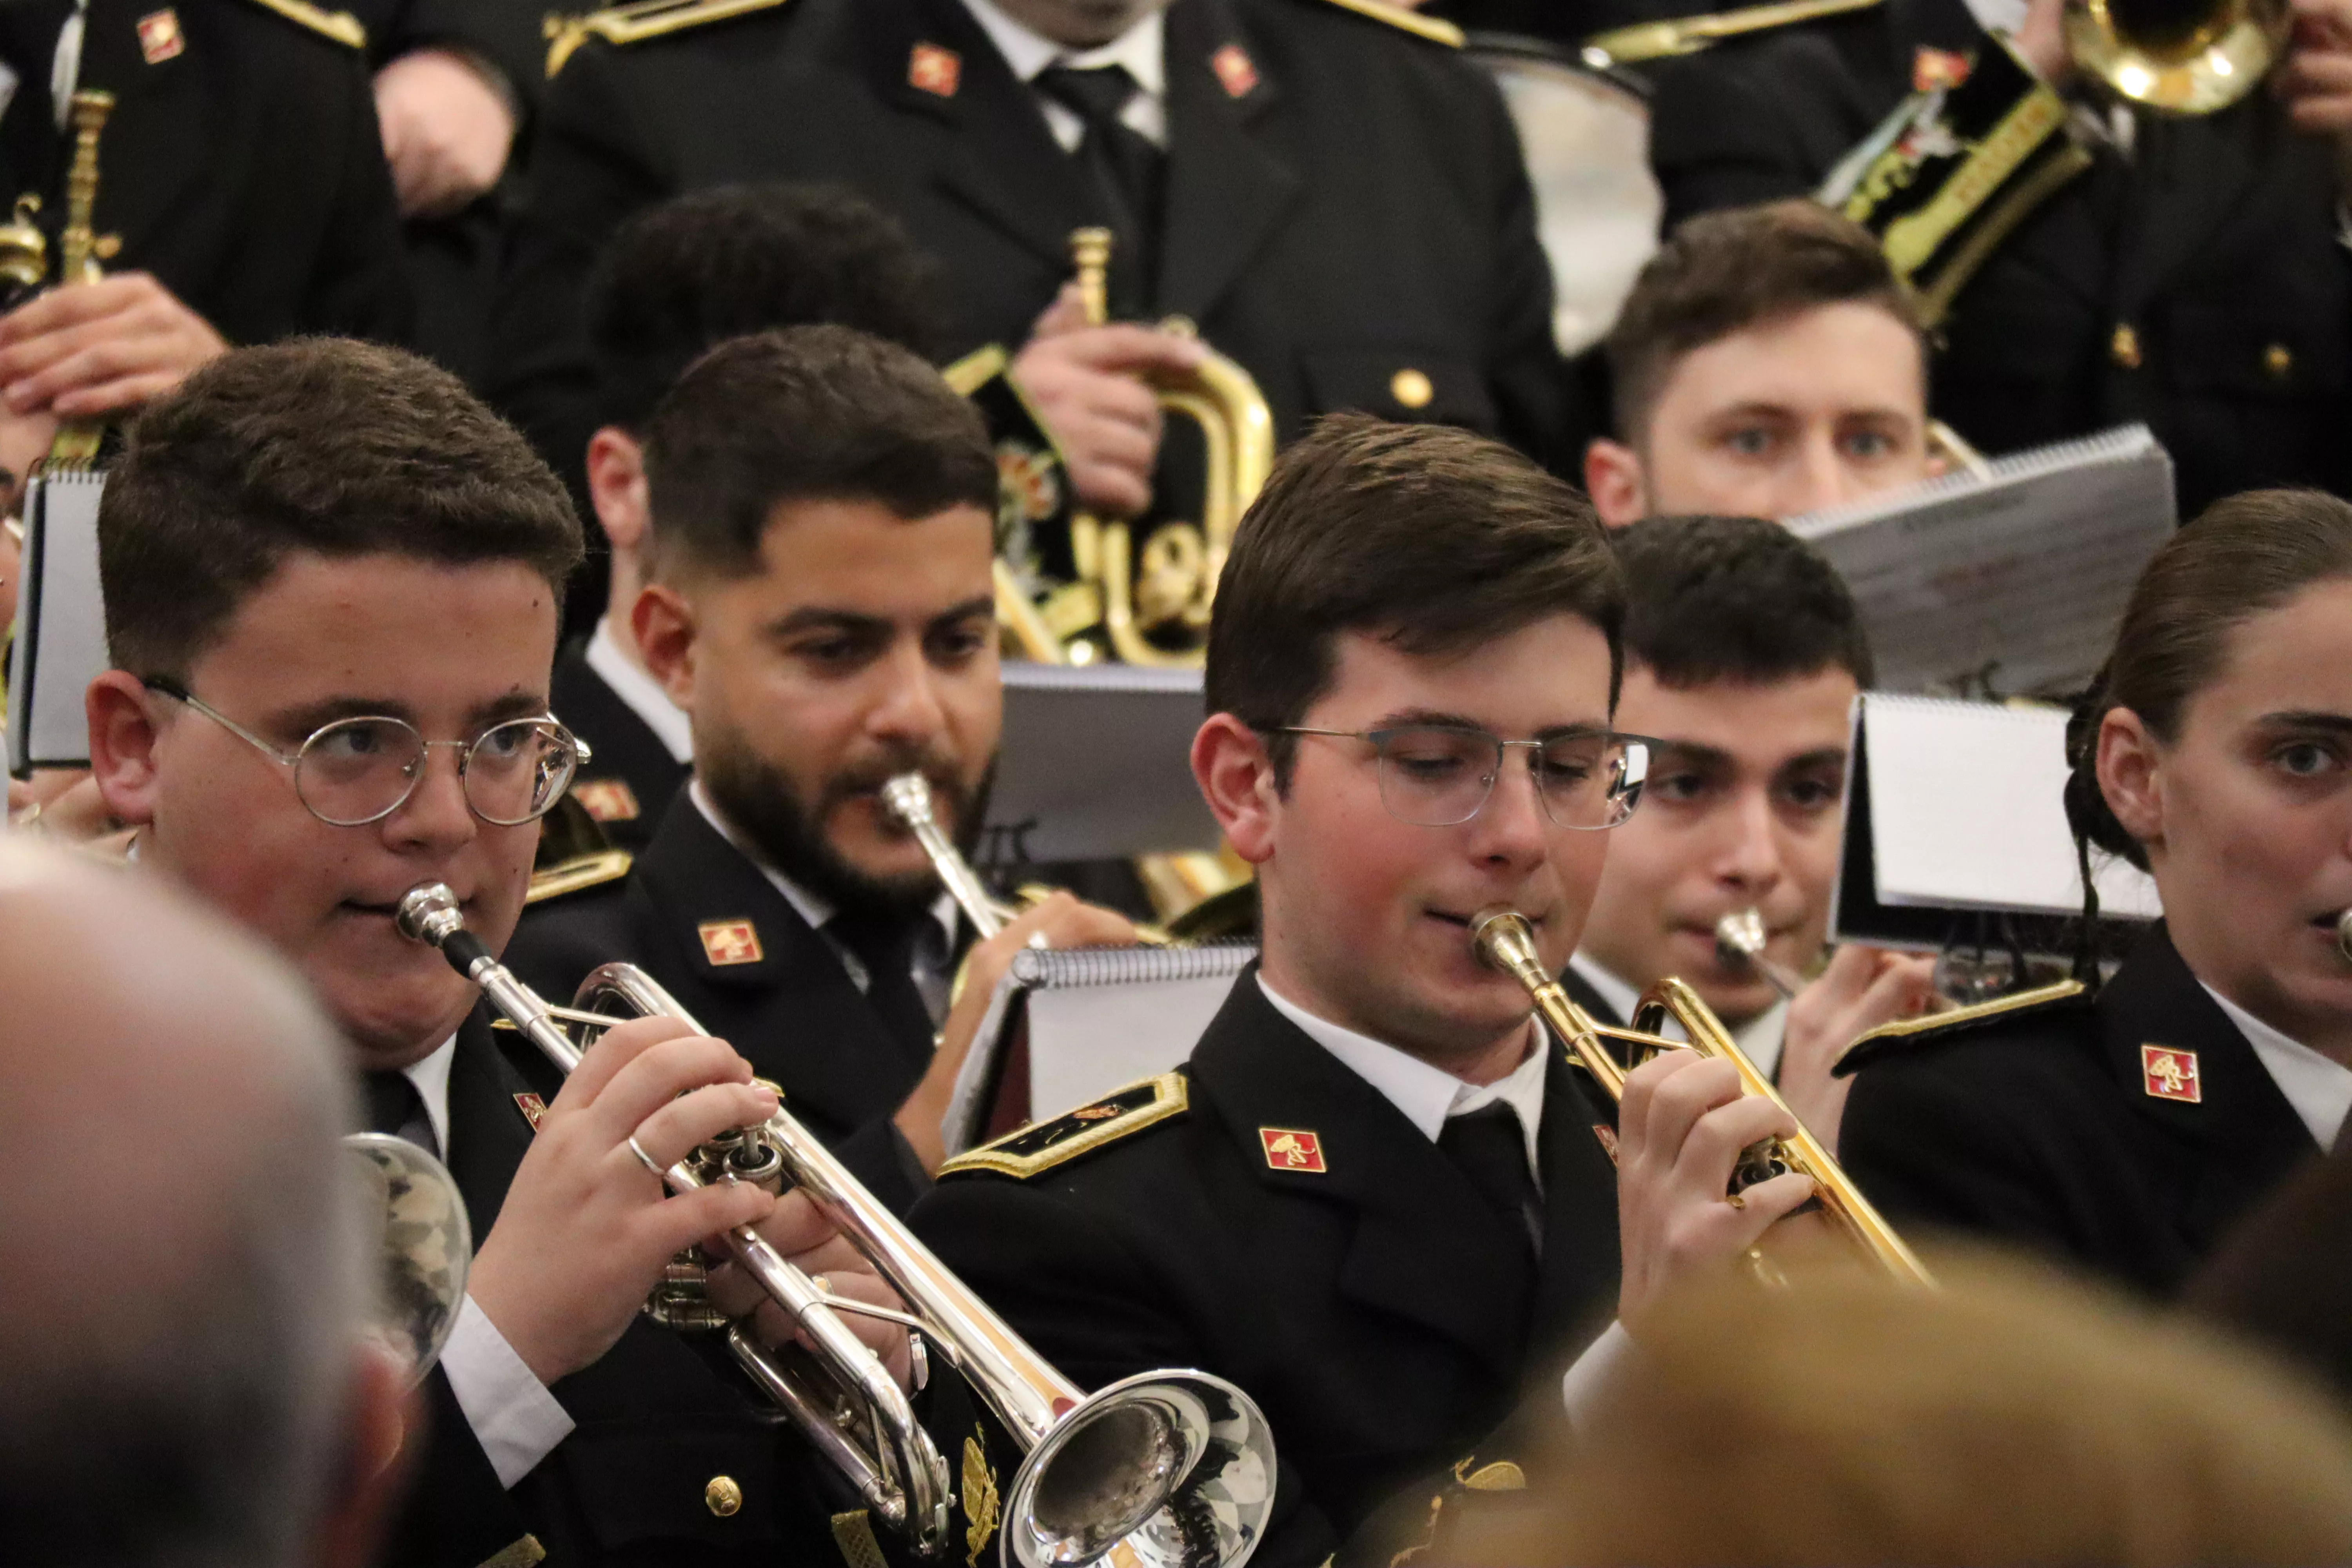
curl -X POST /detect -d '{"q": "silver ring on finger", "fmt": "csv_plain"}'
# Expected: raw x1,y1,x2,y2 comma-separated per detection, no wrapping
627,1134,667,1181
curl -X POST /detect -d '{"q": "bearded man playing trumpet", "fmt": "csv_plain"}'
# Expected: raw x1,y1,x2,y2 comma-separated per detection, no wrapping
910,415,1822,1566
81,338,917,1568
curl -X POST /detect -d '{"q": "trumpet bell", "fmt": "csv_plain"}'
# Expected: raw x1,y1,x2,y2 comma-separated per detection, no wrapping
345,1131,472,1386
2063,0,2288,113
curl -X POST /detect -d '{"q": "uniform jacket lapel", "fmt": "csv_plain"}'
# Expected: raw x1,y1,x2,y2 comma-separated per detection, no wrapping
2100,922,2318,1254
1527,1050,1623,1363
443,1008,544,1244
1188,975,1537,1379
1156,0,1300,322
627,796,930,1135
2107,105,2265,327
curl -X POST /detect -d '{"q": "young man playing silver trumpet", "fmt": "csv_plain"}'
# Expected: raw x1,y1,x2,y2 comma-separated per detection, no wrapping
910,415,1828,1566
82,337,920,1567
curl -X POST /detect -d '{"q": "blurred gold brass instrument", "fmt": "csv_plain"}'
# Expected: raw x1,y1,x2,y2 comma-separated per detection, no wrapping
1,90,123,472
345,1131,472,1387
396,882,1275,1568
1470,907,1934,1284
1003,228,1273,670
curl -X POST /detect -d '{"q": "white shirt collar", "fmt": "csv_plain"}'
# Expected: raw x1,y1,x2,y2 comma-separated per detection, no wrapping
688,777,960,955
2200,982,2352,1152
1256,973,1549,1181
958,0,1166,96
1959,0,2030,38
397,1032,459,1158
1567,951,1787,1080
583,617,694,766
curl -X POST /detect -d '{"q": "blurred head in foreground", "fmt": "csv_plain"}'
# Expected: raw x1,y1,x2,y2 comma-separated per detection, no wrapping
1461,1250,2352,1567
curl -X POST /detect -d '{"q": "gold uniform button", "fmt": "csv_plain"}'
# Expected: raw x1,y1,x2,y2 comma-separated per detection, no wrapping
2264,342,2294,381
2110,323,2142,370
1390,367,1434,410
705,1475,743,1517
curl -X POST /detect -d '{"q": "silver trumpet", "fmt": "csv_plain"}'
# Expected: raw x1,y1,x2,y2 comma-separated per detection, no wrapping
882,772,1018,938
395,882,1274,1568
2338,909,2352,965
345,1131,471,1387
1712,908,1804,1001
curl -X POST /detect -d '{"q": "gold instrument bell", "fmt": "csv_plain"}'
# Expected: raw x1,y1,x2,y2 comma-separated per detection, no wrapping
2065,0,2288,112
998,228,1274,670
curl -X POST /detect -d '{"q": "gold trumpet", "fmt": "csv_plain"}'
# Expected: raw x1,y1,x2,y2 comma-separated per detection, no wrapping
2065,0,2287,113
1470,908,1933,1284
395,882,1275,1568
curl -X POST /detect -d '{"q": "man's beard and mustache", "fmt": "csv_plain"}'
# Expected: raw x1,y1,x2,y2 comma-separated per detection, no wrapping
699,728,994,926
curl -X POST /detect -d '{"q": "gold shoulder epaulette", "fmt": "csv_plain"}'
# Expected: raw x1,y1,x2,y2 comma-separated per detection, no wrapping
526,848,633,904
1832,978,2087,1076
1312,0,1463,47
938,1072,1188,1180
240,0,366,48
1584,0,1880,65
545,0,792,76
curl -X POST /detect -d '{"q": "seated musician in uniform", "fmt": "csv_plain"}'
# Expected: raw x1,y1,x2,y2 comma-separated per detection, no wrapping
505,326,1140,1207
82,338,918,1568
1583,201,1939,526
1569,515,1937,1143
558,181,955,847
908,414,1822,1566
1838,487,2352,1298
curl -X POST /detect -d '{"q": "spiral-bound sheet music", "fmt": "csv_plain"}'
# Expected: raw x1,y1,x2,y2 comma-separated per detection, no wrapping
941,942,1256,1156
6,472,108,774
1786,425,2175,698
981,662,1222,862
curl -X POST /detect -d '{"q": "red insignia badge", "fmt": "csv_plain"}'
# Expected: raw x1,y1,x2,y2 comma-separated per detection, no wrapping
2141,1045,2201,1103
1912,45,1971,91
1210,43,1259,100
1071,1103,1120,1122
1590,1123,1620,1165
570,778,641,823
908,42,961,98
698,919,764,967
136,7,184,64
513,1092,548,1131
1260,1127,1326,1172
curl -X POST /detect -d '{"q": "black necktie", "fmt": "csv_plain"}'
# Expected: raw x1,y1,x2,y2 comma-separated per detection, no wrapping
828,907,938,1064
1439,1103,1542,1257
363,1069,434,1154
1034,62,1164,298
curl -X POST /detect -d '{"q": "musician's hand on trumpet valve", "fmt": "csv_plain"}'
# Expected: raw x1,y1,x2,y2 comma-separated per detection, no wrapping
463,1012,784,1385
703,1189,917,1390
1012,279,1206,518
892,889,1144,1174
1613,1050,1818,1328
0,271,224,417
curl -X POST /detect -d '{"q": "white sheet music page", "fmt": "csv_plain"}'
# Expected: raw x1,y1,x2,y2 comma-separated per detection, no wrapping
1862,694,2163,918
6,471,107,772
1787,426,2175,698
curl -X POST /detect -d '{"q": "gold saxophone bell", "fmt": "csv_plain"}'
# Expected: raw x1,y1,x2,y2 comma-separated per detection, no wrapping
2063,0,2288,113
395,882,1276,1568
1470,907,1934,1284
344,1131,472,1387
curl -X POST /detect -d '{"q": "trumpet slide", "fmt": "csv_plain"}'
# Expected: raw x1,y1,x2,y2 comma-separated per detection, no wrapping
395,882,1274,1568
1470,907,1933,1285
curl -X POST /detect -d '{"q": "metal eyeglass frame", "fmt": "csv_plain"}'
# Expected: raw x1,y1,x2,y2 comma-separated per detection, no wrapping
1264,723,1654,829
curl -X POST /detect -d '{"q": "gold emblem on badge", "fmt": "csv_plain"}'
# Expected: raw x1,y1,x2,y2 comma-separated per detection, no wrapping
908,42,962,98
2141,1044,2201,1103
136,8,184,64
1260,1127,1327,1172
512,1092,548,1131
961,1435,1000,1566
698,919,763,967
571,778,641,822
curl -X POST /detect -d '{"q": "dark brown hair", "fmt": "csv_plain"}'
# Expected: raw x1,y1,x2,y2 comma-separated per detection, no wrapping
1614,515,1873,689
100,338,583,678
642,325,994,581
1205,413,1623,786
1607,200,1921,443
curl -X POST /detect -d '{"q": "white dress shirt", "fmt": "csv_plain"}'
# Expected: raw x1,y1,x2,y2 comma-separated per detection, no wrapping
584,615,694,765
958,0,1169,151
1566,951,1789,1081
391,1036,576,1487
2201,983,2352,1152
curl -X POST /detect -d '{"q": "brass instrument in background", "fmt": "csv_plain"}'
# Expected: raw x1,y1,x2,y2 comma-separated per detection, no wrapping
0,90,123,472
396,882,1276,1568
345,1131,472,1385
2064,0,2286,113
999,229,1274,671
1712,909,1805,1001
1472,907,1935,1284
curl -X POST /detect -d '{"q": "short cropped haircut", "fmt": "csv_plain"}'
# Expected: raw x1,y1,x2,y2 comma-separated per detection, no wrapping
1608,200,1922,444
100,338,583,678
1613,515,1873,688
642,325,995,580
584,182,948,432
1206,413,1624,786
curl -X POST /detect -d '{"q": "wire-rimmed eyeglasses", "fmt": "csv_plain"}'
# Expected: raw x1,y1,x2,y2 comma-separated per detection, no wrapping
144,679,590,828
1265,723,1652,829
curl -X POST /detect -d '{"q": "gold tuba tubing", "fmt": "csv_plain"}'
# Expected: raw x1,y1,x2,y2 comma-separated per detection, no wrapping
1470,907,1934,1285
395,882,1275,1568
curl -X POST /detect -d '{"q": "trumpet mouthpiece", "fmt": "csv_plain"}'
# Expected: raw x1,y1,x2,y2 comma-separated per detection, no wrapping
879,772,936,831
395,883,464,947
1470,907,1540,975
1715,908,1768,965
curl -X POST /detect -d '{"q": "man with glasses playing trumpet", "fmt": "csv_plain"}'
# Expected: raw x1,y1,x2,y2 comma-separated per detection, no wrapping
505,325,1145,1205
81,337,920,1568
911,415,1827,1566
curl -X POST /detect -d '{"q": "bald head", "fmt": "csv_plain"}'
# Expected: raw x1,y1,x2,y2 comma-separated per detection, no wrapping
0,840,370,1568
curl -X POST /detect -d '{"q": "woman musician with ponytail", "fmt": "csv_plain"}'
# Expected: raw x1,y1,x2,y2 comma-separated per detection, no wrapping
1833,488,2352,1298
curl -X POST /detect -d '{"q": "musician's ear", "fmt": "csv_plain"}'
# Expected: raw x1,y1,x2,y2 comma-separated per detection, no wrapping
1192,713,1276,866
1584,438,1646,527
633,583,699,710
86,669,163,827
